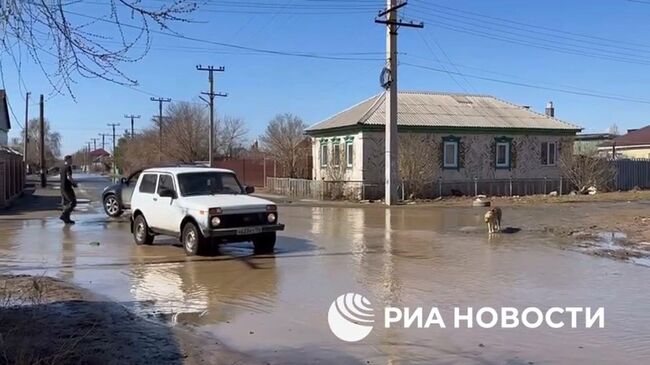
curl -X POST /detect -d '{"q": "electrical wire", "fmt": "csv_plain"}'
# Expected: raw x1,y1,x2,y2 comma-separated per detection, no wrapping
402,62,650,105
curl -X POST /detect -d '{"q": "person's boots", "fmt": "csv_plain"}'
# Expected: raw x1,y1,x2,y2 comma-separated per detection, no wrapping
60,213,75,224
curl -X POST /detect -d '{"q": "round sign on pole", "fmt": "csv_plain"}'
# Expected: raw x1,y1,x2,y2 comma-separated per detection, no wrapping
380,67,391,89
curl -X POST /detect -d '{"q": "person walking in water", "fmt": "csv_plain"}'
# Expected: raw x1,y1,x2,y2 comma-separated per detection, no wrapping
60,155,77,224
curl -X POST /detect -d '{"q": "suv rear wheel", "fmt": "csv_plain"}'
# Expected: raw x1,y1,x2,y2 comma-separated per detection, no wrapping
103,194,123,217
182,222,206,256
253,232,276,254
133,214,154,245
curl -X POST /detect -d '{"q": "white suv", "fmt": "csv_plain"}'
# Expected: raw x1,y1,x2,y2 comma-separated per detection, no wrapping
129,167,284,255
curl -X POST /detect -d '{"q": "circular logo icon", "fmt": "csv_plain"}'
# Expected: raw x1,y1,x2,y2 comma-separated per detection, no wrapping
328,293,374,342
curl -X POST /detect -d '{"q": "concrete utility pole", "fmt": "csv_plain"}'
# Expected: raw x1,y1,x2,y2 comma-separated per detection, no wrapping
375,0,423,205
39,94,46,187
150,97,171,161
124,114,141,138
98,133,110,151
196,65,227,167
23,92,30,163
107,123,120,176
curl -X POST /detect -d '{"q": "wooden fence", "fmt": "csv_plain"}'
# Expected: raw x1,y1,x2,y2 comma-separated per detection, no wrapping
266,177,568,201
0,147,25,208
268,158,650,201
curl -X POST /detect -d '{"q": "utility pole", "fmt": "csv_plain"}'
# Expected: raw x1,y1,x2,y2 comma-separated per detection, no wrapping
375,0,423,205
124,114,141,138
90,137,99,151
86,142,92,172
107,123,120,176
39,94,46,187
196,65,227,167
150,97,171,161
23,92,30,163
98,133,110,151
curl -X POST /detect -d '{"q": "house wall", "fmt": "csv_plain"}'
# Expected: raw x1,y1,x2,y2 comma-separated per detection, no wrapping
0,130,7,146
600,146,650,159
361,131,574,184
312,131,364,181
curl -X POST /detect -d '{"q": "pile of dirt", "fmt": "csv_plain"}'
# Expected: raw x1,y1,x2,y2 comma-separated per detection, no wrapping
0,275,263,365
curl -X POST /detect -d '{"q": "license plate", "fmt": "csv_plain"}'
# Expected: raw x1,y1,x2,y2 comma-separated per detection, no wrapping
236,226,262,235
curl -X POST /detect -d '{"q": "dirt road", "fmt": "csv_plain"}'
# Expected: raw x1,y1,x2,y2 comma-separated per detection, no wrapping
2,175,650,364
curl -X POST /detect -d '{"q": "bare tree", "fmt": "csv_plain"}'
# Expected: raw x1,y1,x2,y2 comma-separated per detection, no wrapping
10,118,61,169
398,133,439,199
608,123,620,136
218,116,248,158
260,113,308,178
1,1,199,96
163,101,209,162
559,153,616,193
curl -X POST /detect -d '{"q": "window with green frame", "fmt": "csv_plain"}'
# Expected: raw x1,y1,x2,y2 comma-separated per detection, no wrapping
320,140,328,167
442,136,460,169
495,136,513,169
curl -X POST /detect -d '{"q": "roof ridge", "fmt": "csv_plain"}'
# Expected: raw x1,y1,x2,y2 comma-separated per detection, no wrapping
398,90,491,98
306,92,383,131
488,94,582,130
358,91,385,125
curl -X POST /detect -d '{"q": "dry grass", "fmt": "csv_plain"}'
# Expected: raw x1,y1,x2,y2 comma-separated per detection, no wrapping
0,276,94,365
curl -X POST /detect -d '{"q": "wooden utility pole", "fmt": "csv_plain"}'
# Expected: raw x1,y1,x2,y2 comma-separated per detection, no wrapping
23,92,30,163
90,137,99,151
196,65,227,167
375,0,423,205
107,123,120,176
98,133,110,151
39,94,46,187
150,97,171,161
124,114,141,138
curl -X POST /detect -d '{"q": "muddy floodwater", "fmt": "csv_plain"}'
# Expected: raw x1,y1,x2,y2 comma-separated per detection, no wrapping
2,203,650,364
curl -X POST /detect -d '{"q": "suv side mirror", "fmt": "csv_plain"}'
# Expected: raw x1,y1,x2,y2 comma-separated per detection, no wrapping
159,188,177,199
245,186,255,194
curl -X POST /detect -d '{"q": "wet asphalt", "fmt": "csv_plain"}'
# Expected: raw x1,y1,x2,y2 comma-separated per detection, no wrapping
1,174,650,364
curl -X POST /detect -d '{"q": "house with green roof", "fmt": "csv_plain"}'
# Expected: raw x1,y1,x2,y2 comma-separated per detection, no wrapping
305,91,582,198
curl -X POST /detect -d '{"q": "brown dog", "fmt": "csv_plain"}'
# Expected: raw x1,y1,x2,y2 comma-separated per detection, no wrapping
484,207,502,233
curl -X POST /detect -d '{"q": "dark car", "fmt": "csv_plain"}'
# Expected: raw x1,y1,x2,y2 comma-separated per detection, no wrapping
101,169,142,217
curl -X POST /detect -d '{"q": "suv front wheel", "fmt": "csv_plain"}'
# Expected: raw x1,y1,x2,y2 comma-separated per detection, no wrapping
182,222,206,256
253,232,276,254
133,214,154,245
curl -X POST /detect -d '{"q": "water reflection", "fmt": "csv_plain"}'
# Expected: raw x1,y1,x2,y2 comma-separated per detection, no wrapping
127,254,279,326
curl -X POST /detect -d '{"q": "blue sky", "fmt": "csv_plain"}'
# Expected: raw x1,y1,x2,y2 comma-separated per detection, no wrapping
4,0,650,154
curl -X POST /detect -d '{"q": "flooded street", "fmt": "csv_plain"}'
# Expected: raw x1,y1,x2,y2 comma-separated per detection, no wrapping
2,183,650,364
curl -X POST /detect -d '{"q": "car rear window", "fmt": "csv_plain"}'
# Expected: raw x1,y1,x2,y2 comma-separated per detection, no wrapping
139,174,157,193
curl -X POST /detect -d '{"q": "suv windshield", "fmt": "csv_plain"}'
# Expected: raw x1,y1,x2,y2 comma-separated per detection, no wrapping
177,172,244,196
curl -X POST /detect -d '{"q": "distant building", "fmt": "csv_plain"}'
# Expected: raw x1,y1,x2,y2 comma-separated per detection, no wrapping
0,90,25,208
598,125,650,159
574,133,616,155
0,90,10,146
306,91,581,198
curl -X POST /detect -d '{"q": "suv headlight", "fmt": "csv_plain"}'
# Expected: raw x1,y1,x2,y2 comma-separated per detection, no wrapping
267,213,277,223
211,216,221,226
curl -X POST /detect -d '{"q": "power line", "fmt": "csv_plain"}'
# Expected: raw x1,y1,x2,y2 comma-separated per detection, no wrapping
411,0,650,51
409,2,650,66
63,10,384,62
402,62,650,105
404,53,650,101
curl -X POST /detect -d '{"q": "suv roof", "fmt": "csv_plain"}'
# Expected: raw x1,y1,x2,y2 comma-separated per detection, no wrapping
142,167,235,174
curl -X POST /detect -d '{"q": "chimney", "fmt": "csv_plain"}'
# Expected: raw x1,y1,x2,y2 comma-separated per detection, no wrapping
545,101,555,117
